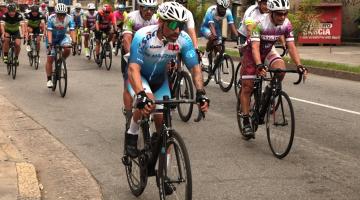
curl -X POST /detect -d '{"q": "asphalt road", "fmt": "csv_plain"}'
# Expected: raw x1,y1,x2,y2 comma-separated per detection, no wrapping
0,46,360,200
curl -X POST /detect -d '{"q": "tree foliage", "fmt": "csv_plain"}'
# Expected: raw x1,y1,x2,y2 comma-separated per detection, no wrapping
288,0,322,39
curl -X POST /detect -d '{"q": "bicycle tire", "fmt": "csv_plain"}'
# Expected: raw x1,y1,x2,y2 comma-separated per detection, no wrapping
236,89,258,140
7,48,12,75
114,38,120,56
77,35,82,55
98,44,104,68
176,71,194,122
218,54,234,92
72,45,76,56
34,52,39,70
104,43,112,70
28,51,33,67
10,47,17,80
234,62,242,98
157,130,192,200
266,91,295,159
124,123,149,197
58,58,67,97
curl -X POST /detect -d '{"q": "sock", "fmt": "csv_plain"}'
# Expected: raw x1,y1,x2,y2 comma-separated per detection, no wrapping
47,76,51,81
127,119,140,135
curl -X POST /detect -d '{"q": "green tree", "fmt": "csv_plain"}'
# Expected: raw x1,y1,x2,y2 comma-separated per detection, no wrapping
288,0,321,40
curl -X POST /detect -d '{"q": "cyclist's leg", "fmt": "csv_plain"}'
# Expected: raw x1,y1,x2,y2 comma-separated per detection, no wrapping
27,27,33,46
125,77,153,157
3,32,10,58
95,30,101,58
33,28,41,51
46,41,56,85
60,35,72,59
200,26,213,65
265,47,285,79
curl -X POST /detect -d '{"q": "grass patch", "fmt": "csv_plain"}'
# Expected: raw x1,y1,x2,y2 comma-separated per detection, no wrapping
284,57,360,74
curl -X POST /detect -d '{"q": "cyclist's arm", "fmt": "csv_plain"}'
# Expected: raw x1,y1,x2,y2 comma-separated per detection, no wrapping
229,23,239,37
190,65,204,90
287,41,301,66
209,23,217,38
128,62,143,94
123,33,132,54
187,28,198,49
95,14,100,31
69,17,76,43
226,10,238,37
251,41,261,65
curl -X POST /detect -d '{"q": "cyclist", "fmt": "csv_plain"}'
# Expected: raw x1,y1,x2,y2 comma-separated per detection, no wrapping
238,0,268,47
0,3,26,65
71,3,84,49
83,3,97,58
94,4,115,64
125,2,209,159
25,5,45,52
39,3,48,16
200,0,239,66
112,3,127,53
0,2,7,37
239,0,307,138
122,0,158,121
45,3,75,88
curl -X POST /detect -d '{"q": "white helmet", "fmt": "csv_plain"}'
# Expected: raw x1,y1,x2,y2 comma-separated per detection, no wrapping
137,0,157,7
55,3,67,14
87,3,95,10
75,3,82,9
216,0,230,8
157,2,188,22
267,0,290,11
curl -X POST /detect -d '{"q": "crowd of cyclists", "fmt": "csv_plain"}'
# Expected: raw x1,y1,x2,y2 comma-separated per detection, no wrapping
0,0,309,198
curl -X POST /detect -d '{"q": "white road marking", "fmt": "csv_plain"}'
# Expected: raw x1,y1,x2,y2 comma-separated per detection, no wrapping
290,97,360,116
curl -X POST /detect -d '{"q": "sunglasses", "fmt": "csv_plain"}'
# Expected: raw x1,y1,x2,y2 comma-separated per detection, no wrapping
105,11,111,14
274,11,288,17
140,6,157,12
166,21,185,31
57,13,66,17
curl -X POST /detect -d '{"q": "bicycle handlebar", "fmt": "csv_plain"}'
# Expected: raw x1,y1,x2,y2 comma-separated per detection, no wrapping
274,45,287,57
267,68,303,85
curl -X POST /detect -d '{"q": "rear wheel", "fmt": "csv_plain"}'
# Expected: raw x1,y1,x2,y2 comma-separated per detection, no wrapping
7,48,12,75
218,54,234,92
266,91,295,159
51,62,57,92
58,58,67,97
10,47,17,80
89,38,93,60
176,71,194,122
158,130,192,200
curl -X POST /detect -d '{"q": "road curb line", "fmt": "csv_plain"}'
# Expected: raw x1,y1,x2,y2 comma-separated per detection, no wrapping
16,162,41,200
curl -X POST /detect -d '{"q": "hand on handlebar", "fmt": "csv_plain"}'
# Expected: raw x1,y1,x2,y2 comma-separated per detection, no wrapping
196,89,210,113
135,91,155,117
256,64,268,77
297,65,308,82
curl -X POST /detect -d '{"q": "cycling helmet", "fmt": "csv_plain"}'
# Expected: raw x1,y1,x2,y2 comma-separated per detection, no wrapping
175,0,187,4
117,4,126,10
87,3,95,10
0,2,6,7
75,3,82,9
8,3,17,12
102,4,112,12
55,3,67,14
137,0,158,7
31,5,39,12
157,2,188,22
216,0,230,8
267,0,290,11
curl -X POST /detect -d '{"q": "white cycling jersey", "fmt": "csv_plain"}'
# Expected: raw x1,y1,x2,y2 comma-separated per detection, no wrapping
123,10,158,34
238,4,268,37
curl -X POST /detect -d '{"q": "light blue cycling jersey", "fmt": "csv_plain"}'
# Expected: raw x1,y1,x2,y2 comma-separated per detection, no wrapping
129,25,198,85
200,5,234,38
47,14,75,42
71,9,84,27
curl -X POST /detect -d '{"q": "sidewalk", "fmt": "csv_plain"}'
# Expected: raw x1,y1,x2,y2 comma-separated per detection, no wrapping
0,94,103,200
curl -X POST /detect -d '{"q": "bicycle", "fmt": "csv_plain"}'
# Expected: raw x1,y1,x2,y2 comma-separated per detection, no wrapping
5,35,22,80
234,44,287,97
201,38,235,92
236,66,304,159
122,96,204,200
97,32,112,70
27,33,43,70
72,27,82,56
50,45,72,98
85,30,95,61
113,28,123,56
168,58,194,122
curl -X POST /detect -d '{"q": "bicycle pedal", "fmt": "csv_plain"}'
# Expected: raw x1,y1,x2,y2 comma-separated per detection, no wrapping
121,155,131,166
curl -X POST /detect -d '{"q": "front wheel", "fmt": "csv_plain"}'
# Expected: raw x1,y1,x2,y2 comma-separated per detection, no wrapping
88,39,93,60
10,48,17,80
34,51,40,70
218,54,234,92
234,62,242,98
176,71,194,122
57,58,68,97
104,43,112,70
158,130,192,200
266,91,295,159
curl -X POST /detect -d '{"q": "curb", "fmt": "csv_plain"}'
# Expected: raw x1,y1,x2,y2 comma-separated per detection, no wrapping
0,130,41,200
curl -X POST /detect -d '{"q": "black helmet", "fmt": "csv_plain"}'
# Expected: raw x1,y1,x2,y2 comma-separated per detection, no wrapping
8,3,17,12
31,5,39,12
